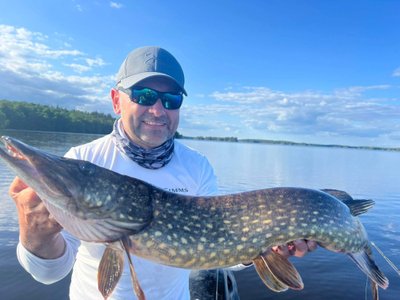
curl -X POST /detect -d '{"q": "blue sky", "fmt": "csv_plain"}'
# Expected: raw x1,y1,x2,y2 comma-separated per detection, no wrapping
0,1,399,147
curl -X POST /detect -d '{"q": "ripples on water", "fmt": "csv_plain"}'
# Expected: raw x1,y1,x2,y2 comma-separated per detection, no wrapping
0,131,399,299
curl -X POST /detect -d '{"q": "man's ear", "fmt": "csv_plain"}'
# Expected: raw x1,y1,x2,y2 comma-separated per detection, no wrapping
111,88,121,114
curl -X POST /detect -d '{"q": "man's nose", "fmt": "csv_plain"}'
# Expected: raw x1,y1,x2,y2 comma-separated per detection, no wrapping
148,99,166,116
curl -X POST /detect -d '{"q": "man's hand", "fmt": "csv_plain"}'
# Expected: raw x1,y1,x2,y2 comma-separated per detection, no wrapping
272,239,318,258
9,177,65,259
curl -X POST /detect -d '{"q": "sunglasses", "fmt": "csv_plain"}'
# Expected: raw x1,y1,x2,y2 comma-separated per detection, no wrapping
117,87,184,110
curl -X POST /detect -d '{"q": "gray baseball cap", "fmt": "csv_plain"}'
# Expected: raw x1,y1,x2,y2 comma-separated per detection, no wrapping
116,46,187,95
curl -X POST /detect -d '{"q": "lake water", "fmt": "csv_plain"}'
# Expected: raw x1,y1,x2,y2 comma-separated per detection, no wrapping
0,130,399,300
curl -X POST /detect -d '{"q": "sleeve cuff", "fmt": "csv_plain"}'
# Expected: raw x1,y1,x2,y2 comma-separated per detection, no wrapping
16,237,76,284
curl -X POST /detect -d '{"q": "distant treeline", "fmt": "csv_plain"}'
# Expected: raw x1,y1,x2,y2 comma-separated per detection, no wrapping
185,136,239,142
1,100,398,151
186,137,399,152
0,100,115,134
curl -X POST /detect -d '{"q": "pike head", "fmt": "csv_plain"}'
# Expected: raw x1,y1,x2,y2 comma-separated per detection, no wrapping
0,136,153,242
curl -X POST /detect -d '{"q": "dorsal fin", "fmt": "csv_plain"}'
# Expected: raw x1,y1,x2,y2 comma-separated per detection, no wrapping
252,249,303,292
321,189,353,202
321,189,375,216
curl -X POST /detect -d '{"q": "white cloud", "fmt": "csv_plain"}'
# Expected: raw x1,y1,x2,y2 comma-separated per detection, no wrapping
110,2,123,9
63,63,91,73
0,24,399,147
0,25,114,113
183,85,400,146
393,67,400,77
0,25,83,74
86,57,106,67
63,58,107,73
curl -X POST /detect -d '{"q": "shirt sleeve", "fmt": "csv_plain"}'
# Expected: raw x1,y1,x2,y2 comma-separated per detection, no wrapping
16,231,80,284
16,147,82,284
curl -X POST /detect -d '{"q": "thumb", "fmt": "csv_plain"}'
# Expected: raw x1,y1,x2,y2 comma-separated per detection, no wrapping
9,176,29,196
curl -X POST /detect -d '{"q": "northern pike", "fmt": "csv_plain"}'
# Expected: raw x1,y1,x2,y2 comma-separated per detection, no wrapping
0,136,389,299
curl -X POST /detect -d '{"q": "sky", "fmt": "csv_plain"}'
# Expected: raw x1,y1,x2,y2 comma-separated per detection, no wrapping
0,0,399,147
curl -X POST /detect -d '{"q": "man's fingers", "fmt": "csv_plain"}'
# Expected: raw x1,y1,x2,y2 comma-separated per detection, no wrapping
48,214,63,230
272,245,290,257
273,239,318,258
292,239,309,257
9,176,28,196
9,177,41,205
306,240,318,252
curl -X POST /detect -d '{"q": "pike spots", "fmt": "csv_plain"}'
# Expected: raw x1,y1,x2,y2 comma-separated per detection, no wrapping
146,240,154,248
129,187,368,269
236,244,244,251
206,223,214,229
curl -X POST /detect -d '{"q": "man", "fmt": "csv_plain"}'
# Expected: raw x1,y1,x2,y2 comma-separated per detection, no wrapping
9,46,316,299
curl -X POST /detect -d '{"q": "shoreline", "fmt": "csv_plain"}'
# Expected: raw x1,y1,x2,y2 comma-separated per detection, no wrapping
2,128,398,152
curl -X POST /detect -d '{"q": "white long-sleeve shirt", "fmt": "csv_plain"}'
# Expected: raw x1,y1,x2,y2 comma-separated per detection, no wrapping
17,133,218,300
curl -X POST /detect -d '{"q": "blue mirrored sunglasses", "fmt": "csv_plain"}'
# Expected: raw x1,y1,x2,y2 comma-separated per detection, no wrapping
117,87,184,110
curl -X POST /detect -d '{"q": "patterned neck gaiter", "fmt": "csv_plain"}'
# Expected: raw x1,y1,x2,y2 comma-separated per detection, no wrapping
111,119,174,169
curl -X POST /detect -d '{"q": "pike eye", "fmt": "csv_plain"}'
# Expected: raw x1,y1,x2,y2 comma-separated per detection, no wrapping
79,161,95,175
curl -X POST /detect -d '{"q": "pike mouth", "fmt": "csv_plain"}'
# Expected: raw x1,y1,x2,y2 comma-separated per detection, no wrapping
3,138,26,160
0,136,73,200
0,136,39,177
0,136,29,162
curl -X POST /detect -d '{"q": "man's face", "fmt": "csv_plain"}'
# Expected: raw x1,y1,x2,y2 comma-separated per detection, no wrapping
112,77,181,149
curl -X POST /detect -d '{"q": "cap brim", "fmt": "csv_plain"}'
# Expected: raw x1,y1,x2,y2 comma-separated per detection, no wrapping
118,72,187,96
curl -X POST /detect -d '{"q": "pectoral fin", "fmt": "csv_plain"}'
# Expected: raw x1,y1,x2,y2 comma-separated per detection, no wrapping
253,255,288,292
98,243,125,299
253,249,304,292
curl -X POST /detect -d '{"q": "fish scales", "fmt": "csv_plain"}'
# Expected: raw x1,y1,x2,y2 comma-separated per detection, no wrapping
129,188,366,269
0,136,389,300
